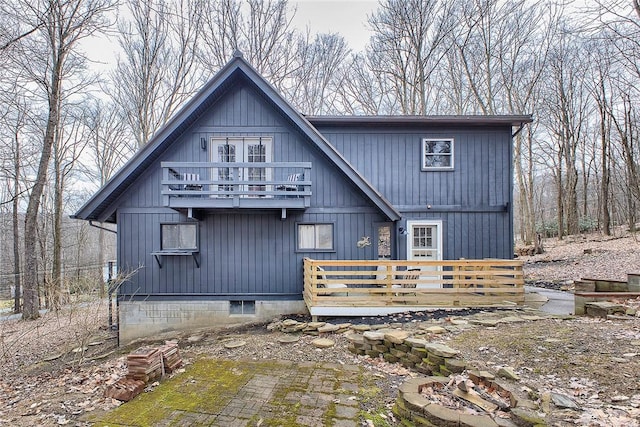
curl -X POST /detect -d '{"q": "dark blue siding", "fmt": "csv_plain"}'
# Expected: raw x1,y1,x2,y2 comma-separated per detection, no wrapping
115,84,388,297
118,210,385,297
316,126,511,208
316,126,514,260
113,82,514,298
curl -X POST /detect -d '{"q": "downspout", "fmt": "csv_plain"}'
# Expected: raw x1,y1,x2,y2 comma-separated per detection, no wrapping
88,220,117,234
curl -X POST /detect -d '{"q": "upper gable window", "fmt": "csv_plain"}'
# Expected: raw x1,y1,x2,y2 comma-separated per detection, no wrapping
422,138,454,170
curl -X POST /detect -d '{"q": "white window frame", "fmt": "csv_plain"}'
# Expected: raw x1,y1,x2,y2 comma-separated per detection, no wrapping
422,138,454,170
210,136,273,197
406,220,443,261
296,223,334,252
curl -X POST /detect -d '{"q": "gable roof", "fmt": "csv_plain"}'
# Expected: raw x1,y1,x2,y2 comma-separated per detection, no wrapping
73,52,401,223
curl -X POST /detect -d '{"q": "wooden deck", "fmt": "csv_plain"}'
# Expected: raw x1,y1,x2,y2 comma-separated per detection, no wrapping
303,258,525,318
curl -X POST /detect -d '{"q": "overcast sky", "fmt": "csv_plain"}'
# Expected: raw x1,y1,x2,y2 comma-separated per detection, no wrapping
291,0,377,51
84,0,377,72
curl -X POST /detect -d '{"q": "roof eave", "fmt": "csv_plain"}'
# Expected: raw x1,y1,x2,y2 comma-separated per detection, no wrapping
306,115,534,127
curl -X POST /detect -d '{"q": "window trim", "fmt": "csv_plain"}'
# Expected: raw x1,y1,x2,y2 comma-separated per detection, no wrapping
160,222,199,252
229,300,256,316
421,138,454,171
295,222,336,252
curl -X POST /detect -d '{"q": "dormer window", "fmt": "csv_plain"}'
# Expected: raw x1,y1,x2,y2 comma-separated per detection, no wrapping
422,138,454,170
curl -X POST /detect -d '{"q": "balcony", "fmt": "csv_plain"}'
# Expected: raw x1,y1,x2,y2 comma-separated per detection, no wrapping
161,162,311,214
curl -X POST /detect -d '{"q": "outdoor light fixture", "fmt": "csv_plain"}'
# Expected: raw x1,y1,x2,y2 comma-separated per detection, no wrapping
200,137,207,150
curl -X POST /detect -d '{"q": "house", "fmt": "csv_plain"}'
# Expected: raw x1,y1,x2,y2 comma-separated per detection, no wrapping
73,52,532,344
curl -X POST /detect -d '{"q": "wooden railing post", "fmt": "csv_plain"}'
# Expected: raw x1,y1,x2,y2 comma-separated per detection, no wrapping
162,167,170,206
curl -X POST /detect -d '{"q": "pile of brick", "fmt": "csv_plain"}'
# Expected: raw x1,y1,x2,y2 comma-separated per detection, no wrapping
158,340,182,373
104,341,183,402
346,329,466,376
126,346,164,383
104,378,146,402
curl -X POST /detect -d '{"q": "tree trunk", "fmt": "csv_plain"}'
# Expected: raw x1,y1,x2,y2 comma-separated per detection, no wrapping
23,63,62,320
600,106,611,236
12,133,21,313
52,165,63,310
526,130,542,253
556,175,564,240
565,165,579,235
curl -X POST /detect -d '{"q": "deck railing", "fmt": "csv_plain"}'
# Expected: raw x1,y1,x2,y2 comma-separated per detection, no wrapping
303,258,524,317
161,161,311,210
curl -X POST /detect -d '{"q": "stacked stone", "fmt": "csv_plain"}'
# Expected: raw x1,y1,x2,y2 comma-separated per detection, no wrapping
419,343,465,376
267,319,352,335
393,373,544,427
346,329,466,376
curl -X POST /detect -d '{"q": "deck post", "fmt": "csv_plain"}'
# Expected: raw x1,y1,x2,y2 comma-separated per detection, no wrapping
162,167,169,206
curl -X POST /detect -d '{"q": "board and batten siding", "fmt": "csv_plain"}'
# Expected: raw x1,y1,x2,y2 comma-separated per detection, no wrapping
316,125,514,260
316,126,512,208
113,83,388,298
117,210,385,298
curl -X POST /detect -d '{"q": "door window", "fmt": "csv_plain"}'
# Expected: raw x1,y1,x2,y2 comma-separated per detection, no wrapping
211,137,272,197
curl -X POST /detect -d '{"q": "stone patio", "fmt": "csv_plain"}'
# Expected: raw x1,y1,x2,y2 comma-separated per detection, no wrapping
89,359,374,426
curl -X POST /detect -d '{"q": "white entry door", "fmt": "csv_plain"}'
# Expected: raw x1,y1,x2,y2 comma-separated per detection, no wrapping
211,137,272,196
406,220,443,288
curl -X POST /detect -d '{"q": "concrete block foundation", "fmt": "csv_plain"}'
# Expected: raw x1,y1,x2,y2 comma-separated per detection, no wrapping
119,299,308,345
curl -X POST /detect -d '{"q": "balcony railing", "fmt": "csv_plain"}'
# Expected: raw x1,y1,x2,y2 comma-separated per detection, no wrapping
161,162,311,210
303,258,524,318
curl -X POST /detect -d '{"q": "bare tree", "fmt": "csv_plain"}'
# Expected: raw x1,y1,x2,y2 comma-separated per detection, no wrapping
286,32,350,114
0,84,31,312
1,0,116,320
112,0,203,148
587,38,616,235
366,0,456,115
50,107,91,309
500,1,562,250
592,0,640,225
198,0,299,91
542,27,592,238
82,98,133,295
337,52,398,115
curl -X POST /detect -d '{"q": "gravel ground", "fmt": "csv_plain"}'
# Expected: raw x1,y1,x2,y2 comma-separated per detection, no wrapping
1,231,640,426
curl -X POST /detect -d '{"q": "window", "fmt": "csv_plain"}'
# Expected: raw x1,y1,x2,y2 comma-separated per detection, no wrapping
161,223,198,251
297,223,334,251
377,224,392,259
422,138,454,170
211,137,272,196
230,300,255,315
